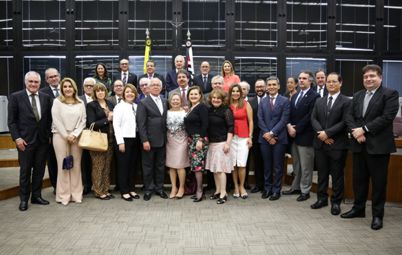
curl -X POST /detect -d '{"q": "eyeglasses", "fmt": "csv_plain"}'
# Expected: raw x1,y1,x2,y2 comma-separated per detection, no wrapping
48,75,59,79
84,84,94,87
120,63,128,65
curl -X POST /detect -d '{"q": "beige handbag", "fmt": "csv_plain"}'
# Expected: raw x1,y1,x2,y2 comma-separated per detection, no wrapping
78,123,108,152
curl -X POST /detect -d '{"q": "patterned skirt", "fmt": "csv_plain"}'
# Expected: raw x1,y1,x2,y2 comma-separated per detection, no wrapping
188,134,209,172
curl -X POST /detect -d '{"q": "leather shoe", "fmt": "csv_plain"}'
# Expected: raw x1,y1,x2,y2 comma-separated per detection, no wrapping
143,193,152,201
156,191,168,199
340,209,365,218
371,217,383,230
282,189,301,195
269,193,280,201
261,191,273,199
251,186,262,193
19,201,28,211
331,203,341,215
296,193,310,202
31,197,49,205
310,200,328,209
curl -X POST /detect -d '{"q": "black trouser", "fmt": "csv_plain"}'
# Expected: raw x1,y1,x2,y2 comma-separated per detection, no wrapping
81,149,92,192
18,142,48,202
47,138,58,189
250,141,264,189
117,138,139,194
141,146,165,194
315,149,347,205
352,147,390,219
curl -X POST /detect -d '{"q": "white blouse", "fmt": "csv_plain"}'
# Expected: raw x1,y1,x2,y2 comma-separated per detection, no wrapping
51,98,86,139
113,101,137,144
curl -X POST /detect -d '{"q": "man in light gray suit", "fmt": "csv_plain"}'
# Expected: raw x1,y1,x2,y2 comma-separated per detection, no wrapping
137,77,168,201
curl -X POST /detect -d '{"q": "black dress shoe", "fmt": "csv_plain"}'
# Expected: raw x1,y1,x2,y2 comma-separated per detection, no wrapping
130,193,140,199
261,191,273,199
269,193,280,201
282,189,301,195
310,200,328,209
121,194,133,202
31,197,50,205
209,193,220,200
97,195,111,200
340,209,365,218
190,194,197,200
371,217,383,230
296,193,310,202
250,186,262,193
19,201,28,211
193,193,205,203
143,193,152,201
156,191,168,199
331,204,341,215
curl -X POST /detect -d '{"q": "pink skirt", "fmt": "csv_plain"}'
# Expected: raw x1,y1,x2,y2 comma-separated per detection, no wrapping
166,133,190,169
206,142,233,173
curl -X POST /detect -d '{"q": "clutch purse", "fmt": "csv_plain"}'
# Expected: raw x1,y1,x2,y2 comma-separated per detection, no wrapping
78,123,108,152
62,155,74,170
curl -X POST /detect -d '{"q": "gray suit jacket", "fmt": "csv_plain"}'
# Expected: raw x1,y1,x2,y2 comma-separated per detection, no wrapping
136,95,167,148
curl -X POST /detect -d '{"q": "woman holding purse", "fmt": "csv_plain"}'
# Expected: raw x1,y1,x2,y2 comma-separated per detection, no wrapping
86,83,114,200
52,77,86,205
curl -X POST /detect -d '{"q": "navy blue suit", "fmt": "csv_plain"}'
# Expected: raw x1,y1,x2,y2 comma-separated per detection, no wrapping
165,70,178,93
258,95,290,194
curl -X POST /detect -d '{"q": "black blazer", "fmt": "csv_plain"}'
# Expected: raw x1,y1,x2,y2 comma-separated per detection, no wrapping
8,90,52,146
113,72,137,86
311,94,351,150
86,100,115,133
249,96,260,143
345,85,399,154
193,74,213,94
312,85,328,97
136,95,167,148
39,86,57,101
165,69,178,93
289,88,320,146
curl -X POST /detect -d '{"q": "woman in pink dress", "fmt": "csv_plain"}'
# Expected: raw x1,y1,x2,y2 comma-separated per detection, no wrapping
221,60,241,92
166,93,189,199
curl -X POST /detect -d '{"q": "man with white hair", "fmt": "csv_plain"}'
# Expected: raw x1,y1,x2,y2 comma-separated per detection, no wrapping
137,77,151,102
240,81,251,101
166,55,186,93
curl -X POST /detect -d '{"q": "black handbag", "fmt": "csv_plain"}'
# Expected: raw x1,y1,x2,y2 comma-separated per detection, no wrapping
62,144,73,170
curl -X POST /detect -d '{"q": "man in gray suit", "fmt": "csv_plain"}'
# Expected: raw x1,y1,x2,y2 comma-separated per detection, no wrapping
168,69,191,110
137,77,168,201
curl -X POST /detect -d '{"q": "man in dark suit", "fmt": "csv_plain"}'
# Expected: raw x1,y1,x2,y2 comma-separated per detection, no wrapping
193,61,213,94
249,79,267,193
168,70,191,110
107,79,124,106
166,55,185,93
137,77,169,201
310,72,351,215
342,64,399,230
258,76,290,200
284,71,320,201
39,67,60,192
79,77,96,194
137,60,166,96
113,59,137,86
8,71,52,211
312,69,328,97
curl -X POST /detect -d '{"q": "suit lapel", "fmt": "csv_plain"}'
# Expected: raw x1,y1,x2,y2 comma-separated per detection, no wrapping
364,87,382,117
23,92,35,118
147,96,162,116
39,93,46,120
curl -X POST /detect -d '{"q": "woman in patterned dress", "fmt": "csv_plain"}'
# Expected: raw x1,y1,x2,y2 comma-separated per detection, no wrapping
166,93,189,199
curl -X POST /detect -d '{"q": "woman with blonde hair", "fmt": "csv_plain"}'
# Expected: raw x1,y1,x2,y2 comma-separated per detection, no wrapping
86,83,114,200
221,60,240,92
166,92,189,199
228,84,253,199
52,77,86,205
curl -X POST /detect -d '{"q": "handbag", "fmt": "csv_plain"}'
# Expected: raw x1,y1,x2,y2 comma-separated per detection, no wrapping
78,123,108,152
62,144,73,170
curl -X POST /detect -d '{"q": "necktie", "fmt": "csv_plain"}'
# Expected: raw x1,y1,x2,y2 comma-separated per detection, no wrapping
155,97,163,115
362,91,373,116
31,94,40,122
181,88,187,106
295,91,304,107
327,96,333,112
203,76,207,87
122,73,127,84
318,88,322,97
270,96,275,110
118,97,122,103
54,88,59,97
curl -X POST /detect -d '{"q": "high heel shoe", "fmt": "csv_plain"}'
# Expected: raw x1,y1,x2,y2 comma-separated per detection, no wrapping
193,193,205,203
209,193,220,200
190,194,197,200
129,192,140,199
217,195,227,204
121,194,133,202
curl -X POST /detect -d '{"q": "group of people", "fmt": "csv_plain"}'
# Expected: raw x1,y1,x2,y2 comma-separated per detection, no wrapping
8,57,399,231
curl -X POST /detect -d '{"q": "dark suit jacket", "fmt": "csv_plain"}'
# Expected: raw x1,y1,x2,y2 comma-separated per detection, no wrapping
345,85,399,154
138,73,166,95
193,74,213,94
312,85,328,97
249,96,263,144
86,100,114,133
8,90,52,146
289,88,320,146
311,94,351,150
39,86,57,101
79,95,90,106
165,70,178,93
258,95,290,145
106,95,121,107
113,72,137,86
136,95,167,148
